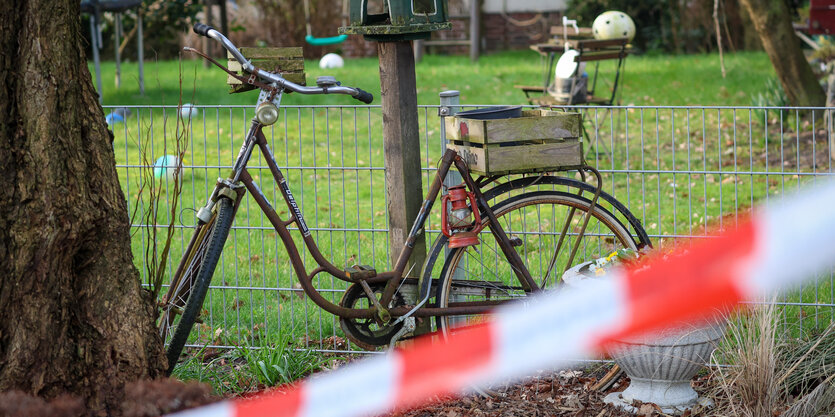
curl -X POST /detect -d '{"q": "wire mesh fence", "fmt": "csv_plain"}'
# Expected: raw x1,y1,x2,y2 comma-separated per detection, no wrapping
108,103,835,355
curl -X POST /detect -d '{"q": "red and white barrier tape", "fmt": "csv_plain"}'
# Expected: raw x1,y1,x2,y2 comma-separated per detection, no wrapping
171,180,835,417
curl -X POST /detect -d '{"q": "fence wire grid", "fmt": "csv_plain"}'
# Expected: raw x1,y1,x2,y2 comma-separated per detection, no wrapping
109,103,835,355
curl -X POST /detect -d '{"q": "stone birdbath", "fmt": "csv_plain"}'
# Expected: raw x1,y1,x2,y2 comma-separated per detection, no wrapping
562,259,725,415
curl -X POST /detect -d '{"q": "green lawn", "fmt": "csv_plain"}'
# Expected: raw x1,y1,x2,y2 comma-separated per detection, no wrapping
93,50,835,393
95,50,775,107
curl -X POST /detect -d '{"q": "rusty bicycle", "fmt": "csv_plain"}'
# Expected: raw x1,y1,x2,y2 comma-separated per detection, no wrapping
158,24,652,373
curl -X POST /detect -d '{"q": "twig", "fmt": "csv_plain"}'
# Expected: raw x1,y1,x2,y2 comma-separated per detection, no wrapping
720,0,737,53
714,0,727,78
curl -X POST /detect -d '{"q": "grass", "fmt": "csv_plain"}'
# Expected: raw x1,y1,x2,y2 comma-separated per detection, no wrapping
96,50,774,107
712,303,835,416
171,328,336,396
94,49,835,390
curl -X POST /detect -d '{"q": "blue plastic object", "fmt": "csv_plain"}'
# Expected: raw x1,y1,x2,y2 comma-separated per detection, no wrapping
153,155,181,181
305,34,348,46
105,112,125,125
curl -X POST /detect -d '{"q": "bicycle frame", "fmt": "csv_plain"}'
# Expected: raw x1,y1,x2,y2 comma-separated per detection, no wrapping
204,118,540,322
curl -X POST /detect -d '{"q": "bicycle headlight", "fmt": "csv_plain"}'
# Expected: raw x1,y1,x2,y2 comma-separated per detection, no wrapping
256,102,279,126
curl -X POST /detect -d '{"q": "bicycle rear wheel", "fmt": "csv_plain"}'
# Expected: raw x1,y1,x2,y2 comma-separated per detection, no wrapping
159,196,235,374
437,190,639,334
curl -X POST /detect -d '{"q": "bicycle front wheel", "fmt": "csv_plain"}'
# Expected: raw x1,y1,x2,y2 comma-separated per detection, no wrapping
161,196,235,373
437,190,638,334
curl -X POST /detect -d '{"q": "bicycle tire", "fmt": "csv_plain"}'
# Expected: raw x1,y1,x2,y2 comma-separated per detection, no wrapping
164,196,235,373
436,190,638,334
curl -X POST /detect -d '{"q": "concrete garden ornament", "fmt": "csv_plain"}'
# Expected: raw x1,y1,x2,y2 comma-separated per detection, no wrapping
562,250,725,414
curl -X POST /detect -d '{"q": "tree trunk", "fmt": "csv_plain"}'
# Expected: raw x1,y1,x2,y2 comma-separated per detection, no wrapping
739,0,826,106
0,0,166,414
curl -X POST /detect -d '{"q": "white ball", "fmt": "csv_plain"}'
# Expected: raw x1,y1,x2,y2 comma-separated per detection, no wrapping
153,155,183,182
319,53,344,69
592,11,636,41
180,103,198,119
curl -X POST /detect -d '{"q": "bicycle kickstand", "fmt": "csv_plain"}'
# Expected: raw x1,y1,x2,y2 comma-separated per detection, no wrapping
387,317,416,352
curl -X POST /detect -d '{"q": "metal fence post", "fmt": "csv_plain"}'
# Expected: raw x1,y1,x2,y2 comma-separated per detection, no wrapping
439,90,465,326
439,90,461,187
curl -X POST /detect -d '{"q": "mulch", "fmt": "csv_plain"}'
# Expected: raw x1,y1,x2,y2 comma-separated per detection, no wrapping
0,379,219,417
390,368,663,417
0,365,718,417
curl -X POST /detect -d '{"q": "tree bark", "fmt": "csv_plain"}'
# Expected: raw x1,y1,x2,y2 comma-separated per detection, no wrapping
739,0,826,106
0,0,166,414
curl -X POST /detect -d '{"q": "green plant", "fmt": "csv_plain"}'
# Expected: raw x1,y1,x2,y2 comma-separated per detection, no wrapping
171,346,244,396
750,77,789,128
713,302,783,416
779,323,835,396
712,301,835,416
130,58,193,299
235,331,330,388
82,0,201,60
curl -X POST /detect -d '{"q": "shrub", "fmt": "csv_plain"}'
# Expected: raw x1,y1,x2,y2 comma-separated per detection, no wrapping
564,0,754,54
82,0,201,60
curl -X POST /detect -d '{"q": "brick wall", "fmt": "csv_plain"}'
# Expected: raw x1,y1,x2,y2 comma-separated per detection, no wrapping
481,11,562,51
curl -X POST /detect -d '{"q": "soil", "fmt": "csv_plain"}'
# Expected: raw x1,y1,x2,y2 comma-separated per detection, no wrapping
0,379,219,417
763,129,831,171
0,364,717,417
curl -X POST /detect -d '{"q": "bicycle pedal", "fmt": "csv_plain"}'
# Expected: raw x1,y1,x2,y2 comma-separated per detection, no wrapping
345,264,377,280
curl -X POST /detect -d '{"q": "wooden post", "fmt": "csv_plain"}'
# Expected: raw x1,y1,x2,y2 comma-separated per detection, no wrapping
378,41,425,276
137,11,144,95
202,0,212,68
414,39,424,63
114,12,122,88
470,0,480,62
219,0,228,37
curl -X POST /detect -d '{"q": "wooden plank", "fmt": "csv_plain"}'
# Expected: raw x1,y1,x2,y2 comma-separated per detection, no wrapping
226,46,306,92
514,85,546,93
586,95,611,104
575,51,626,62
423,40,472,46
487,141,583,174
227,59,305,73
227,72,306,93
447,142,487,174
445,111,581,144
550,26,594,36
228,47,303,59
227,71,305,85
574,38,629,49
446,140,583,176
532,38,628,54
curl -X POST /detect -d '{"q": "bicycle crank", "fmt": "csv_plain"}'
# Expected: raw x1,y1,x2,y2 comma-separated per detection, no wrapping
338,282,406,350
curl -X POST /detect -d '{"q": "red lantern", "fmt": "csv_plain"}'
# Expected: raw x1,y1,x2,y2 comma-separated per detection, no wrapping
441,185,482,248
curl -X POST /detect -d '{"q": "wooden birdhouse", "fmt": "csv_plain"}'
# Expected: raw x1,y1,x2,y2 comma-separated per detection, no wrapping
339,0,451,41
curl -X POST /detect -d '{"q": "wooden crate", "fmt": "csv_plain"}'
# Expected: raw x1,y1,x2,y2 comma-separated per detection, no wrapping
227,47,306,94
445,109,583,176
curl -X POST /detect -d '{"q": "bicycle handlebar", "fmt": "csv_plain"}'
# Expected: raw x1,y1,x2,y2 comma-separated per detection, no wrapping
191,23,373,104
